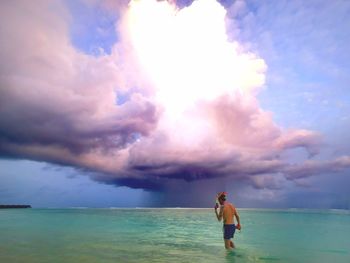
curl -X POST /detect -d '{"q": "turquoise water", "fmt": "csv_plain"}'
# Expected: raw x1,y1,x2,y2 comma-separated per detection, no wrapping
0,208,349,263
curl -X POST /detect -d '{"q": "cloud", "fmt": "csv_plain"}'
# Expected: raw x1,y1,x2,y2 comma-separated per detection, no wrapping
0,0,349,193
284,156,350,180
0,0,159,169
81,0,130,13
274,129,322,157
250,174,286,190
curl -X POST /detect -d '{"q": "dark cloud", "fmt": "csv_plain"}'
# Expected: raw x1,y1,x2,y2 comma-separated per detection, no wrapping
104,177,165,191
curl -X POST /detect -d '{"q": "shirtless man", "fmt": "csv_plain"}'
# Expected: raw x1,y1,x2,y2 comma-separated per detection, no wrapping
214,192,241,249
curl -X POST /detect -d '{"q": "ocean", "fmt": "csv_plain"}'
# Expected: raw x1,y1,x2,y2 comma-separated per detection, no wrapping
0,208,349,262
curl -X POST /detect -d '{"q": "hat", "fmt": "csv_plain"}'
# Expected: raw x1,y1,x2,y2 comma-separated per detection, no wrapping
217,192,227,199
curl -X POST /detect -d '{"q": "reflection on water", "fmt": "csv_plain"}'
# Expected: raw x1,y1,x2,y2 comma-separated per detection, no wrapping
225,247,282,263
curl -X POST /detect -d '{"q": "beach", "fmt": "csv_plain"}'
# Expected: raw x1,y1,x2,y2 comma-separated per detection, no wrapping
0,208,349,263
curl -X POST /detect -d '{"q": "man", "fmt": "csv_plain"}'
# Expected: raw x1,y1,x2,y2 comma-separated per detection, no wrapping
214,192,241,249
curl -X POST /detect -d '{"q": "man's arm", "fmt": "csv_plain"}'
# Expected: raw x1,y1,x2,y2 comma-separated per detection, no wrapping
215,205,224,222
234,209,241,230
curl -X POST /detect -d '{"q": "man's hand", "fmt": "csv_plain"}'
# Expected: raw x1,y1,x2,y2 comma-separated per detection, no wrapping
236,223,241,230
214,203,219,209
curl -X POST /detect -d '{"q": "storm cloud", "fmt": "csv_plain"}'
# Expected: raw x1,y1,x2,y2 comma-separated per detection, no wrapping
1,0,349,193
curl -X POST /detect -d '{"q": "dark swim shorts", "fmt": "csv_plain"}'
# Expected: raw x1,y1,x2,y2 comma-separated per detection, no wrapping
223,224,236,239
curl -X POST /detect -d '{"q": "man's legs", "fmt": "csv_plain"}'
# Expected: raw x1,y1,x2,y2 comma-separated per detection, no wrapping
224,239,233,250
223,224,235,249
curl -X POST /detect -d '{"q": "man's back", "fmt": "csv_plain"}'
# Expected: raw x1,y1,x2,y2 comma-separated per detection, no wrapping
222,202,236,224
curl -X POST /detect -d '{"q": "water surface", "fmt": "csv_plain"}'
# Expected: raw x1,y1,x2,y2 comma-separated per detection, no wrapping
0,208,349,262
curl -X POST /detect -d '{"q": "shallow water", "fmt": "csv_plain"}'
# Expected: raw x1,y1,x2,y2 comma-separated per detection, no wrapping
0,208,349,262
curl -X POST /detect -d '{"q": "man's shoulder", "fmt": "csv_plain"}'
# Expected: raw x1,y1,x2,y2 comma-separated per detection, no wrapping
227,202,236,209
223,202,235,208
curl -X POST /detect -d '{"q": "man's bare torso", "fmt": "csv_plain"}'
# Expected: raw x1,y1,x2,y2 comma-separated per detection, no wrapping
222,202,236,225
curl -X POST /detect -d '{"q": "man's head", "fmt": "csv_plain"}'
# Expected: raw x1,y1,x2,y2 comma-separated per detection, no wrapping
217,192,227,205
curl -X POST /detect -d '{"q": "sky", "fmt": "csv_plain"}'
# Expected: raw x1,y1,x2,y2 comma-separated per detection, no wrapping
0,0,349,208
